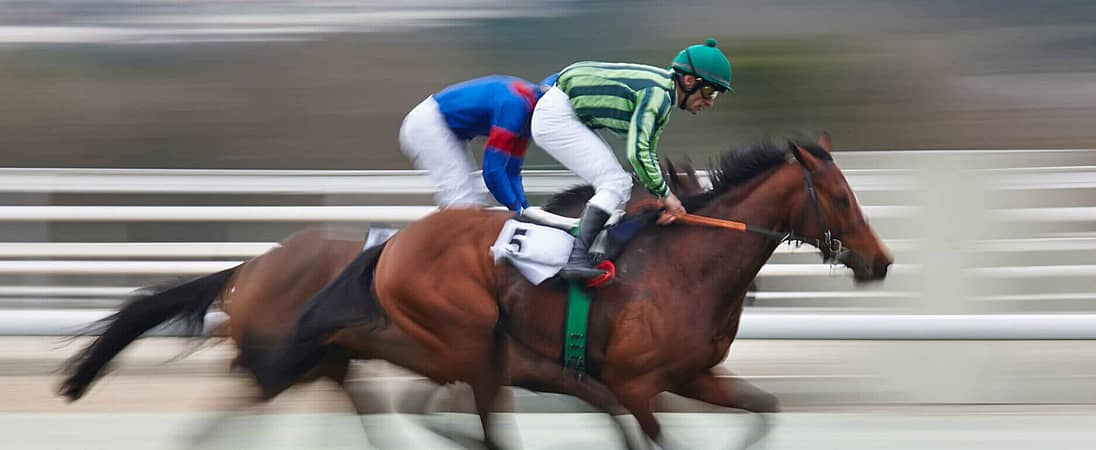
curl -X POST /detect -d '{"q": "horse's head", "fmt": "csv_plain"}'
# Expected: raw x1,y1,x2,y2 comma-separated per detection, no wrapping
788,133,893,282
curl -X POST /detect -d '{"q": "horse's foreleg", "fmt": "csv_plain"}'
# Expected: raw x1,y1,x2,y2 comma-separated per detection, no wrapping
671,368,779,450
610,377,665,450
506,341,638,450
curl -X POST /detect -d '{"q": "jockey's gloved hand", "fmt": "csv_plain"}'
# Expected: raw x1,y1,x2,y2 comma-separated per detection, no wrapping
657,193,685,225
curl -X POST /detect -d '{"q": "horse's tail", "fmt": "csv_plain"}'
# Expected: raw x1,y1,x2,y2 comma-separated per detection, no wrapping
58,266,238,402
239,241,387,399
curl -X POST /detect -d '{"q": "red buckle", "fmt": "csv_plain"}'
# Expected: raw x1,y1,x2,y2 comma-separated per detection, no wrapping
586,260,616,288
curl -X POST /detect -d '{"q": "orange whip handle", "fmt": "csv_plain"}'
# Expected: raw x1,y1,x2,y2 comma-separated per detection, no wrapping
675,213,748,232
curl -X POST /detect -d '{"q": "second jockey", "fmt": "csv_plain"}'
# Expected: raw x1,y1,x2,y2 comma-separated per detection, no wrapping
399,75,549,212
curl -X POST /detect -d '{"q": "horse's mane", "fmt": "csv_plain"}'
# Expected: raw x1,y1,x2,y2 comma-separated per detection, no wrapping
543,139,832,214
543,184,596,214
682,140,831,210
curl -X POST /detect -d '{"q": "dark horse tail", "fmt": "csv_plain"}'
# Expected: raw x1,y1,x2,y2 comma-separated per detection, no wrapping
58,266,237,401
238,241,388,400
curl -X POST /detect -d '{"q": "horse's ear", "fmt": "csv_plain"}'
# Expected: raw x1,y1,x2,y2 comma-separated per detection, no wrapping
663,156,704,195
817,131,832,153
790,140,825,171
664,157,678,178
680,159,702,194
663,157,680,194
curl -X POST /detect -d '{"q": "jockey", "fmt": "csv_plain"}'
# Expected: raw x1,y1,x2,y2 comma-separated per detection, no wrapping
532,38,733,280
399,75,549,212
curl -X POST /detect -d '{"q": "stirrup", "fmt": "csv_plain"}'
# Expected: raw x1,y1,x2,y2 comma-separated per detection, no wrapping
558,265,607,280
558,260,616,288
586,260,616,288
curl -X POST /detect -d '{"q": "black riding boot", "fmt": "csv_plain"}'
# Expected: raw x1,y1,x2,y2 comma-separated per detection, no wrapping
558,205,611,280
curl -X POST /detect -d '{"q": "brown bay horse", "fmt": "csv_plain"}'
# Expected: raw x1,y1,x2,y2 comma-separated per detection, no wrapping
241,134,893,449
60,135,891,449
57,158,706,446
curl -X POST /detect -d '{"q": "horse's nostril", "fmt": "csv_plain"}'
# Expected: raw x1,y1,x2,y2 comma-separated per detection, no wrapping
873,260,890,278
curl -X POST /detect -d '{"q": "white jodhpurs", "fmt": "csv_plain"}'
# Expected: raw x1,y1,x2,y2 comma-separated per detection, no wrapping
398,96,488,208
531,87,633,213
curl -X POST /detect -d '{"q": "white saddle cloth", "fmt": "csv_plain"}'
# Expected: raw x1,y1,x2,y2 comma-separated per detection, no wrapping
490,219,575,285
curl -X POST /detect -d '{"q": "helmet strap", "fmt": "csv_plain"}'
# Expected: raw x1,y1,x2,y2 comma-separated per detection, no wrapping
674,72,700,110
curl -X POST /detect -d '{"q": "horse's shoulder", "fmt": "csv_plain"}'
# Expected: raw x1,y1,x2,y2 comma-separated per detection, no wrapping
603,301,663,353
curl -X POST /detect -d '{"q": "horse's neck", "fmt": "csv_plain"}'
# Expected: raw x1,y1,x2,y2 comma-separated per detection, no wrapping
719,163,802,234
665,164,802,330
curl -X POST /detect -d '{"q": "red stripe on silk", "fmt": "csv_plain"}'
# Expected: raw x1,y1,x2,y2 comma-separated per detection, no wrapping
509,81,537,109
486,126,528,157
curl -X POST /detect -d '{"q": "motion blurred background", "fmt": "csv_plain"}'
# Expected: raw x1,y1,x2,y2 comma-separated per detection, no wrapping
1,2,1095,449
2,0,1096,168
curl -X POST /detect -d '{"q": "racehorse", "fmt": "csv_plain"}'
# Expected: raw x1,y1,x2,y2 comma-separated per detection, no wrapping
56,159,708,446
241,133,893,449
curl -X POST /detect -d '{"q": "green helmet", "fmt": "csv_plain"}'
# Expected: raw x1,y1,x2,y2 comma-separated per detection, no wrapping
670,38,733,92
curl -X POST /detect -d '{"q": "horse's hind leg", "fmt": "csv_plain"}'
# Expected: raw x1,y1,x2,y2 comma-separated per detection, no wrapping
465,328,510,450
671,368,780,450
339,320,511,449
323,352,395,450
506,341,638,450
180,384,270,449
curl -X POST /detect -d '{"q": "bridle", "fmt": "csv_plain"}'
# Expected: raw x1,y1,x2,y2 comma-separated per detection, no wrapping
676,164,848,264
798,165,847,264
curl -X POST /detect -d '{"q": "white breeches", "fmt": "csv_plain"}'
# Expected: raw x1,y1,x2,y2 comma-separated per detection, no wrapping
398,96,488,208
531,87,632,213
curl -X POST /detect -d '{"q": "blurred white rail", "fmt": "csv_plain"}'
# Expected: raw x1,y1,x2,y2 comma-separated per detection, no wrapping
0,163,1091,194
2,237,1082,259
0,242,276,258
0,204,1084,223
8,309,1096,339
738,313,1096,339
0,168,908,194
0,240,914,259
0,206,436,222
0,260,926,277
0,149,1092,336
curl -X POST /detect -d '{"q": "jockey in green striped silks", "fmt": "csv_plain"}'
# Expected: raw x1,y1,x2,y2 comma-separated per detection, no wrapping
533,38,733,281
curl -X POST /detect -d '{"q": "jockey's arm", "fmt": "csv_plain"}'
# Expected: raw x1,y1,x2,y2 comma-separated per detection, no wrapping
481,100,532,211
625,87,672,199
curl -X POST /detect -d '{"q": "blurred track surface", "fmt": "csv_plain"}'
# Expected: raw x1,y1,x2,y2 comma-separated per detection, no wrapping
5,337,1096,448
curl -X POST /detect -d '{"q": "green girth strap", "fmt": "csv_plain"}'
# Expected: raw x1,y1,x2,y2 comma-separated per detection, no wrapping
563,280,593,374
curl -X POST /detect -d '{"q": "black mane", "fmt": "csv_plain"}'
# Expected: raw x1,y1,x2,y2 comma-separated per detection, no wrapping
543,139,832,214
682,140,831,211
543,184,596,214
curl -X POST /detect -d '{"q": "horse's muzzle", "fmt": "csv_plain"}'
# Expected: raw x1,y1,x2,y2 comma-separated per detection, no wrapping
842,251,891,283
871,259,890,280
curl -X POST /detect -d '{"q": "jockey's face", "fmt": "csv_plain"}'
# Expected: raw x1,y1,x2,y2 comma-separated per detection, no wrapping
678,74,717,115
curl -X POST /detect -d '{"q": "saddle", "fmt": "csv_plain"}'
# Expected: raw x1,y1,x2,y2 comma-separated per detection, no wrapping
491,208,658,286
